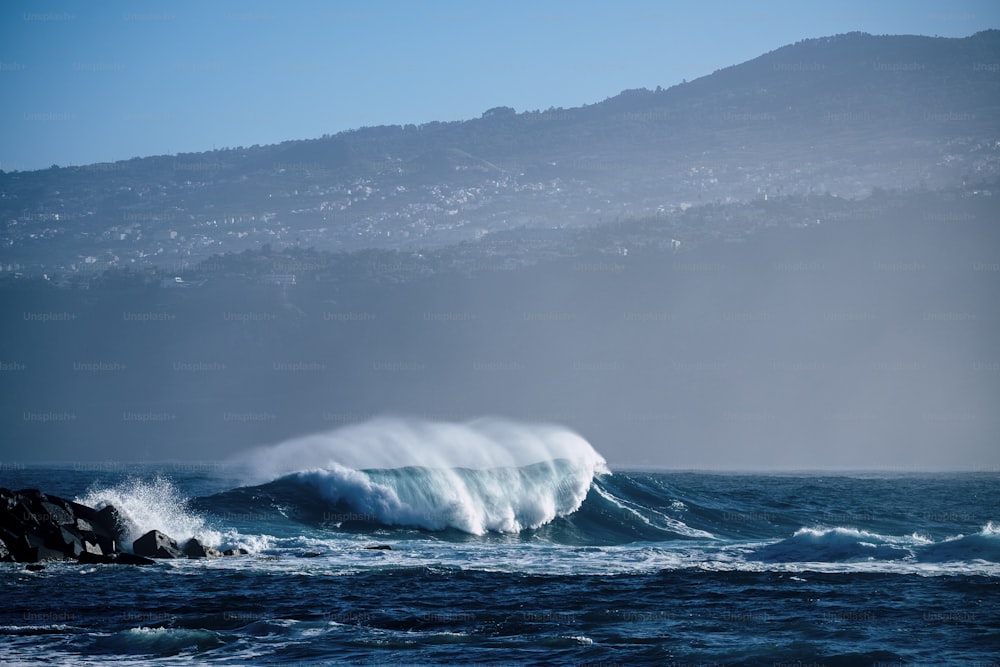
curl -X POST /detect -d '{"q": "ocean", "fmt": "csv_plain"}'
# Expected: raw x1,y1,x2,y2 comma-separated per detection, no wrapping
1,420,998,666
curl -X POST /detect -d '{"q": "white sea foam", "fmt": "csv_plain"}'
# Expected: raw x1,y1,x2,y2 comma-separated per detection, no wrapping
296,459,596,534
237,415,608,480
234,416,608,534
76,476,221,549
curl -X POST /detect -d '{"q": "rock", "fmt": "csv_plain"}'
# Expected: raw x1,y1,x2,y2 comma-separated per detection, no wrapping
67,501,124,554
77,551,155,566
0,528,30,561
12,501,38,527
0,488,176,564
95,505,125,539
25,563,45,571
58,526,86,558
39,500,74,526
223,548,249,556
182,538,222,559
113,552,155,566
364,544,392,550
133,530,183,559
29,543,66,562
77,551,116,565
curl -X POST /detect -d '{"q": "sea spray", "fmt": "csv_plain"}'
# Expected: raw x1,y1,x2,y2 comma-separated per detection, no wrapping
76,476,221,549
236,416,609,481
233,416,609,534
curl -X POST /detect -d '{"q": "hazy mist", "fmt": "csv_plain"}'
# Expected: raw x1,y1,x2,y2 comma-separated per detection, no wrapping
1,17,998,472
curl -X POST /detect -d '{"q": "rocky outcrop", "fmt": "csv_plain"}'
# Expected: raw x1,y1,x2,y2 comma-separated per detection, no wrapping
133,530,184,559
1,487,124,564
182,537,222,559
0,487,247,565
77,550,156,566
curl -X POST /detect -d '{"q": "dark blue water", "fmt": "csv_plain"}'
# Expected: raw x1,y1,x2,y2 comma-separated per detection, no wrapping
2,462,998,666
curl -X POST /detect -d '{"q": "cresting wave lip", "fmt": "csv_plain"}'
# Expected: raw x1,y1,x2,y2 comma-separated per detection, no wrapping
234,416,609,482
225,416,610,535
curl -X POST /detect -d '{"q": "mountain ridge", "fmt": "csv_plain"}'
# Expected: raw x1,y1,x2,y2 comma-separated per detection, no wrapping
6,30,997,174
1,30,997,275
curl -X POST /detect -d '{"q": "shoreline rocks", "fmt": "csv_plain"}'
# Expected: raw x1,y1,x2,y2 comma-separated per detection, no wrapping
181,537,223,559
1,487,247,565
133,529,184,559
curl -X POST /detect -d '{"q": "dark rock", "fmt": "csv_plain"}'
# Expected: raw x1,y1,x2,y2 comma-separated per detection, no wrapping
0,489,120,563
67,500,102,527
1,528,31,561
113,552,155,566
95,505,125,538
92,506,124,554
182,538,222,559
77,551,154,566
0,489,159,564
364,544,393,550
29,543,66,562
36,521,62,549
222,548,249,556
77,551,116,565
59,526,85,558
95,536,116,557
67,501,124,547
40,500,75,526
25,563,45,571
76,527,101,548
13,501,38,527
133,530,183,559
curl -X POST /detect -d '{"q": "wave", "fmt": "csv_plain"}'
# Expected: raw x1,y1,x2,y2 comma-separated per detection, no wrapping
298,459,596,534
751,527,923,562
90,627,224,656
218,416,611,535
202,464,720,544
62,419,998,562
752,523,1000,563
76,477,222,549
210,416,727,540
917,521,1000,563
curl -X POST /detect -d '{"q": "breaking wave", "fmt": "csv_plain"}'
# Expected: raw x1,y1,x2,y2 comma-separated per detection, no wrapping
76,476,221,549
225,416,611,535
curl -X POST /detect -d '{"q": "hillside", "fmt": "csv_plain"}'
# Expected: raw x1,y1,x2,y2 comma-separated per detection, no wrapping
1,31,998,277
1,184,997,465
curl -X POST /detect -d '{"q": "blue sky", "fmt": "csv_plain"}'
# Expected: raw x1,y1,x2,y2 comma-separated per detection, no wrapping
1,0,997,171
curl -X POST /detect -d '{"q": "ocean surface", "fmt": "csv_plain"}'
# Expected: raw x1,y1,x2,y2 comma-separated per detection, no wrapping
1,420,998,666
